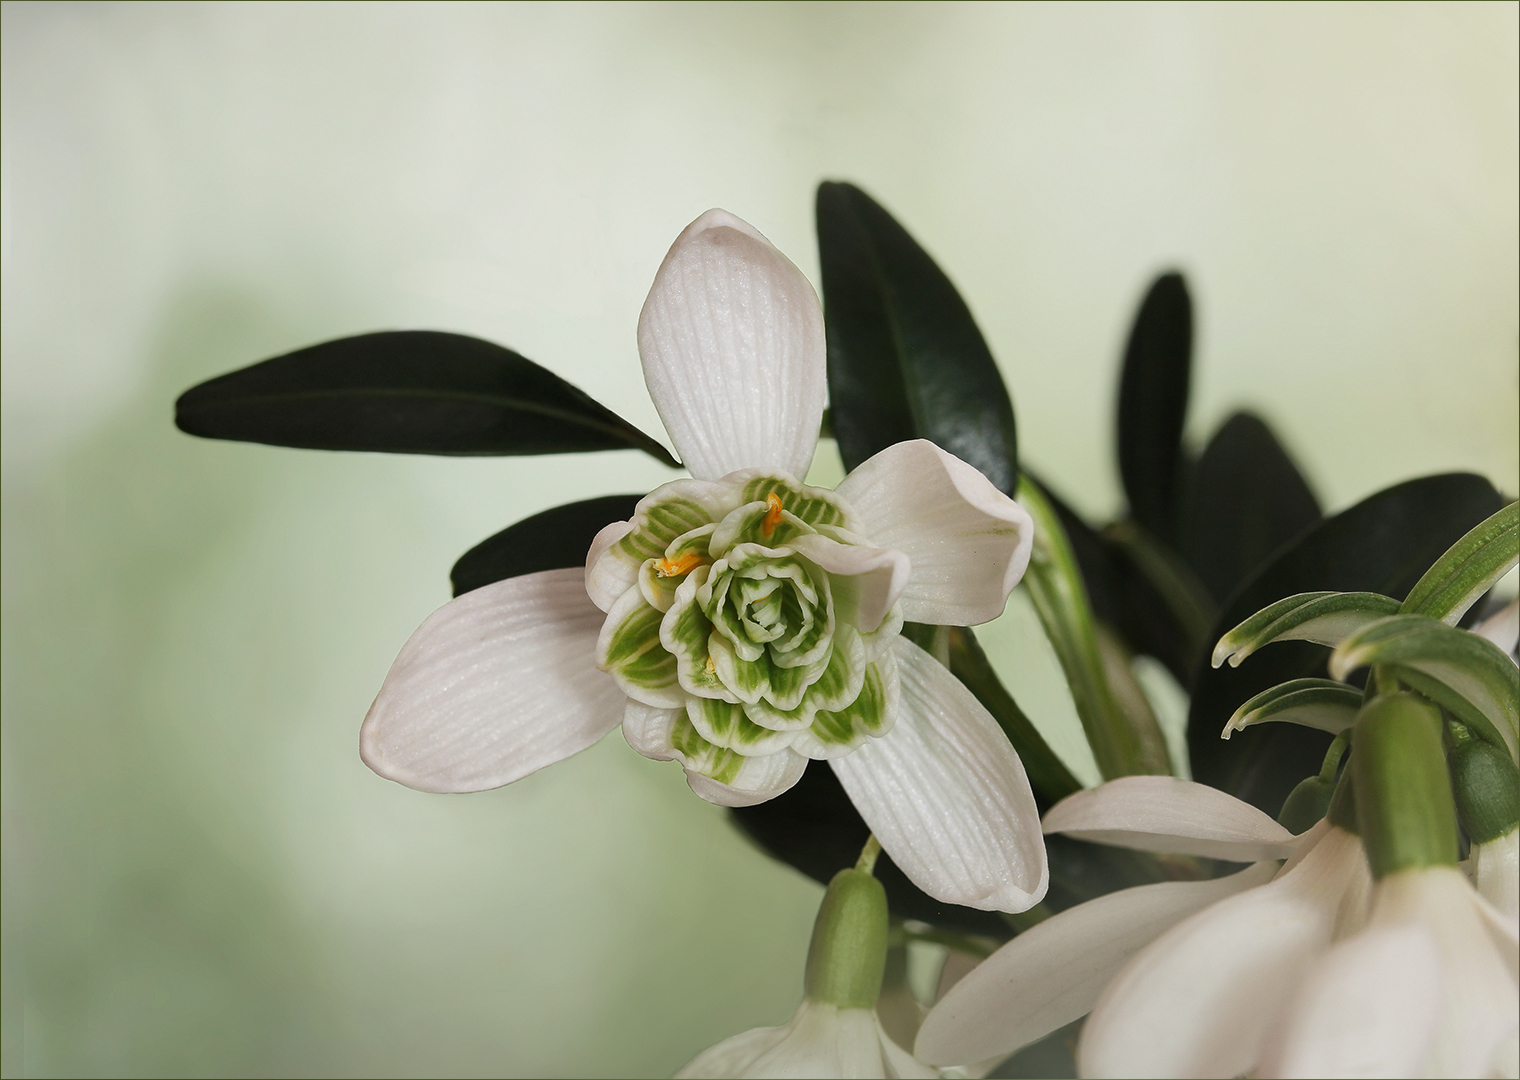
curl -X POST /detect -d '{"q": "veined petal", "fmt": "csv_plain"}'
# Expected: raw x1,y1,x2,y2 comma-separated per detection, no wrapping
584,518,637,612
831,638,1046,912
916,862,1278,1066
638,209,826,482
790,532,910,634
598,583,684,707
1258,922,1445,1079
1077,825,1371,1079
1041,775,1299,862
361,569,623,793
834,440,1032,626
684,754,808,807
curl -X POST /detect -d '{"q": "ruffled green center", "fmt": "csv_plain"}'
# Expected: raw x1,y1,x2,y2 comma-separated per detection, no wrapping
597,473,900,778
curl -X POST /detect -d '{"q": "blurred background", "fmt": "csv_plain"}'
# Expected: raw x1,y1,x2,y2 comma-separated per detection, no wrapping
2,2,1515,1076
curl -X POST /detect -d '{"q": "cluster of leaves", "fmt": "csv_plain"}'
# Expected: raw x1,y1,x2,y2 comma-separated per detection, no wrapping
175,182,1508,942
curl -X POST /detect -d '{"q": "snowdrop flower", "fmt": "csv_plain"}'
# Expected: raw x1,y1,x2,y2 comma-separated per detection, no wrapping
1258,863,1519,1078
677,859,941,1079
359,209,1046,912
916,777,1373,1078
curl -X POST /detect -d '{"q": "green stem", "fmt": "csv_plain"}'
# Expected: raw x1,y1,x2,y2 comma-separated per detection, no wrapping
1018,477,1173,779
856,834,882,876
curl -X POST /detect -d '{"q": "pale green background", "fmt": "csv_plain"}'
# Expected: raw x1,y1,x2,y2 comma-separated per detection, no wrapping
2,3,1515,1077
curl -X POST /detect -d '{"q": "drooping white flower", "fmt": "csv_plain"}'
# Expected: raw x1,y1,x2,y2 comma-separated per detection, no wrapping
678,998,939,1080
358,209,1046,912
916,777,1373,1077
1471,828,1519,921
1258,864,1519,1078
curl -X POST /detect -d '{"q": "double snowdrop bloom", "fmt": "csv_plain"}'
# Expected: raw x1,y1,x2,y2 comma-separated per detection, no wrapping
916,777,1376,1077
360,209,1047,912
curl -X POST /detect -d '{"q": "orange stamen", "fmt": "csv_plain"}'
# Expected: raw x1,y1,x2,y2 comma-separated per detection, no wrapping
761,492,784,538
655,552,706,578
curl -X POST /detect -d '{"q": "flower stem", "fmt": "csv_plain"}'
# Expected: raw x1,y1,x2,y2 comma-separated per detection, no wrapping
856,833,882,876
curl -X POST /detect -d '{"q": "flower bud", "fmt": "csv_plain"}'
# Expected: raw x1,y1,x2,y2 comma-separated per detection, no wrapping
803,868,889,1009
1449,736,1520,845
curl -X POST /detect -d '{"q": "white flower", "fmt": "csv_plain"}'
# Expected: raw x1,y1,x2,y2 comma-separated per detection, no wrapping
1471,828,1519,921
915,777,1373,1077
357,209,1046,912
677,999,939,1080
1259,864,1519,1078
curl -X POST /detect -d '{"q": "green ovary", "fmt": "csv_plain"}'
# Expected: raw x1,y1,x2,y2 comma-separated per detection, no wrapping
600,475,897,779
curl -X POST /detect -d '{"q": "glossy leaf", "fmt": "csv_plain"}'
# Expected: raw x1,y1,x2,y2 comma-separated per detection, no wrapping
1399,502,1519,624
815,182,1018,494
1019,478,1173,779
1211,591,1401,669
1183,412,1322,604
451,494,644,597
1116,272,1191,540
1330,615,1518,761
1187,473,1506,815
175,330,680,464
1221,679,1363,740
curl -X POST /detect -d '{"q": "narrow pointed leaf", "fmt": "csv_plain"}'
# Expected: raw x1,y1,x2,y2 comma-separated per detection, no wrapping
1019,477,1173,779
1117,272,1191,540
816,181,1018,494
1212,591,1401,669
451,494,643,597
175,330,680,464
1188,472,1505,815
1222,679,1363,740
1399,502,1519,624
1183,412,1322,604
1331,615,1518,760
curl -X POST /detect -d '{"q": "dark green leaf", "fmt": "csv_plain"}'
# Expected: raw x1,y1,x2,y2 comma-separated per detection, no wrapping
1188,473,1506,814
451,494,643,597
816,182,1018,494
175,330,679,465
1183,412,1322,604
1117,272,1192,540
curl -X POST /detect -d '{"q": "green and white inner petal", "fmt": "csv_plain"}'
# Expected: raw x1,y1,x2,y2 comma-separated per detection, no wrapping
597,583,685,708
792,646,900,759
621,700,809,807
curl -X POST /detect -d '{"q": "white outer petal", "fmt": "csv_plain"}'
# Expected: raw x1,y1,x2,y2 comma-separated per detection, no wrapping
1368,867,1520,1079
360,569,623,793
915,862,1277,1066
1076,824,1372,1079
1041,775,1300,862
831,638,1047,913
1258,922,1446,1078
638,209,826,481
834,440,1033,626
1473,599,1519,656
1473,830,1520,922
675,1001,888,1079
789,532,910,634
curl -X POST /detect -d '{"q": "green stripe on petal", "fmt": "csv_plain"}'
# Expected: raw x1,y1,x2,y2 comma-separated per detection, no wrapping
763,651,830,711
616,489,722,563
738,472,852,529
743,695,819,732
597,588,680,703
709,631,771,704
685,697,799,755
796,653,900,759
804,624,867,712
711,502,816,554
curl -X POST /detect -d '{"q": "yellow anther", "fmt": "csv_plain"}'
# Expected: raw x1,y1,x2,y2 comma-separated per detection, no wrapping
761,492,784,538
655,552,706,578
705,655,717,674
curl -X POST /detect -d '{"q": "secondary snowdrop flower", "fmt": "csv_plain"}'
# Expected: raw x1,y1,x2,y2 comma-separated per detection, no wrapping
916,777,1373,1078
678,862,941,1079
360,209,1046,912
1259,865,1519,1078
